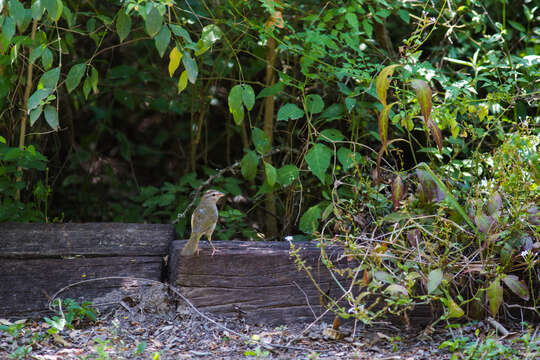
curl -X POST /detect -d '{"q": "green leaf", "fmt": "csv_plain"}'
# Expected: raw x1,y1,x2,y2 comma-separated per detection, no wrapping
39,67,60,89
375,64,401,105
43,105,58,129
257,81,283,99
299,204,321,233
154,25,170,58
241,150,258,181
374,271,394,284
277,103,304,121
168,46,182,77
169,24,192,43
41,47,53,70
90,66,98,93
264,162,277,187
116,9,131,42
277,164,299,186
65,63,86,93
27,88,53,113
319,128,344,142
145,6,162,37
502,275,530,301
241,85,255,111
182,51,198,84
83,77,91,99
427,268,443,294
337,147,361,170
8,0,25,28
378,102,397,146
29,105,43,126
362,19,373,37
305,143,332,184
3,16,16,42
385,284,408,296
29,45,43,64
319,103,344,121
228,85,244,125
196,24,222,56
252,127,270,155
446,298,464,319
345,13,359,31
411,79,432,124
177,70,188,94
305,94,324,114
487,278,503,317
345,97,356,113
32,0,45,20
43,0,62,22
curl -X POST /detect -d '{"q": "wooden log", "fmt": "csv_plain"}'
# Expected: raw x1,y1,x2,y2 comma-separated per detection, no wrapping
0,223,173,318
0,223,174,257
169,240,353,326
0,256,163,318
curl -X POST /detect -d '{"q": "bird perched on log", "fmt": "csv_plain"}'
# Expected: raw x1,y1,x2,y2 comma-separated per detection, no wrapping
181,189,225,256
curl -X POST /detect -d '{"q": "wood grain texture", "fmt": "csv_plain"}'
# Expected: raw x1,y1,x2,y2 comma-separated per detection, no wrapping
0,256,163,318
169,240,347,326
0,223,174,257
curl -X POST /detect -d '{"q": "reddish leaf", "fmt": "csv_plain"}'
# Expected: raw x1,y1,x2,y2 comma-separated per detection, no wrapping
391,175,404,210
375,64,401,106
411,79,432,124
427,118,443,152
502,275,530,301
487,278,503,317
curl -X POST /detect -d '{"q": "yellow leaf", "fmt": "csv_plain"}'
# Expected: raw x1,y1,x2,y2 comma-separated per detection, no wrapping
178,70,188,94
168,47,182,78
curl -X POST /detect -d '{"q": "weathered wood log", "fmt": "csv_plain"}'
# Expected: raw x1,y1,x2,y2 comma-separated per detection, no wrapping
169,240,353,326
0,223,174,318
0,256,163,318
0,223,174,257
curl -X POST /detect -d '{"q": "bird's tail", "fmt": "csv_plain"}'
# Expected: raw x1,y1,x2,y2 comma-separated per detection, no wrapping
181,232,199,256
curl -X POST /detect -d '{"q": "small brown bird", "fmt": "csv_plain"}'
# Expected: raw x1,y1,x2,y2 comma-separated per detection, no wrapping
181,190,225,256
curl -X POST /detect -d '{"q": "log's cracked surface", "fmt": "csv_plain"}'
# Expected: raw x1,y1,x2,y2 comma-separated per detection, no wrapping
169,240,343,326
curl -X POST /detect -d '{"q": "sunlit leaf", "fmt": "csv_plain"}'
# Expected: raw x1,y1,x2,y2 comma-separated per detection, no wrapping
168,47,182,77
487,278,503,316
502,275,530,301
446,298,465,318
305,143,332,184
177,70,188,94
196,24,222,56
337,147,361,170
427,268,443,294
228,85,244,125
385,284,408,296
375,64,401,105
374,271,394,284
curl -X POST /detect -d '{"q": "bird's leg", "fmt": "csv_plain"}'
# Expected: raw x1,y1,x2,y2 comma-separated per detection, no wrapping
207,235,220,256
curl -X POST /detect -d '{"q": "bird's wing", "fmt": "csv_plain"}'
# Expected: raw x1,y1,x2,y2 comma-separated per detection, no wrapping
191,206,218,234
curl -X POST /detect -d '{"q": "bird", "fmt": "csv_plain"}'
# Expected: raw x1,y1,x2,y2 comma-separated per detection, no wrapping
181,189,225,256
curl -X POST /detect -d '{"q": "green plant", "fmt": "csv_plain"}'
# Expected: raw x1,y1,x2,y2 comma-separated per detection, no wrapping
244,345,270,358
45,298,98,334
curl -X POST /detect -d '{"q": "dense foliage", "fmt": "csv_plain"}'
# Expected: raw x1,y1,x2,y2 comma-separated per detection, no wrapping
0,0,538,323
